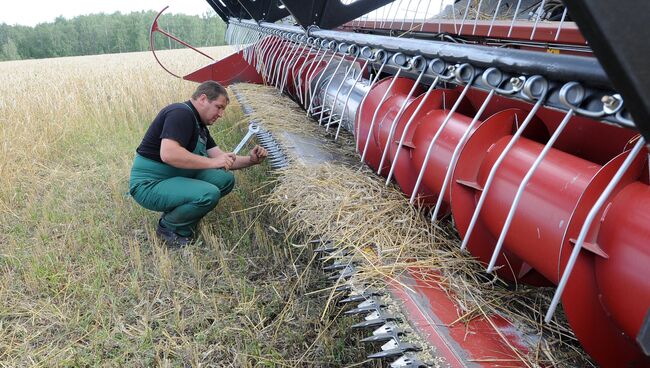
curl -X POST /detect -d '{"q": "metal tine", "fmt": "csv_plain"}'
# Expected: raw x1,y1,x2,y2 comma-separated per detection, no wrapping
458,0,472,35
253,30,265,63
243,26,253,48
281,37,312,94
388,0,401,29
361,53,408,163
317,43,350,125
229,24,238,49
451,0,458,34
258,32,278,82
421,0,433,32
386,72,442,185
487,0,503,37
296,39,323,105
378,55,427,176
307,41,339,113
256,30,273,78
255,29,273,72
250,28,267,73
554,7,568,41
270,33,291,87
530,0,546,41
384,2,396,29
270,33,292,88
307,41,338,113
381,3,391,29
325,44,360,132
231,24,239,52
410,64,476,204
380,1,393,29
486,108,574,273
279,35,306,92
230,24,239,49
472,0,484,35
240,27,250,62
310,105,330,114
507,0,522,38
436,0,444,34
244,28,255,52
545,136,646,322
304,40,334,105
277,34,303,90
243,28,255,62
430,68,507,221
237,24,247,51
266,32,287,84
400,0,413,31
301,42,328,108
333,54,371,141
274,35,300,90
242,26,252,48
328,53,372,142
355,50,389,152
264,31,283,83
461,76,548,251
408,0,422,32
236,25,246,51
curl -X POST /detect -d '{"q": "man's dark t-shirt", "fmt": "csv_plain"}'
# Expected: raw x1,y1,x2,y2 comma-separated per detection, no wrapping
136,101,217,162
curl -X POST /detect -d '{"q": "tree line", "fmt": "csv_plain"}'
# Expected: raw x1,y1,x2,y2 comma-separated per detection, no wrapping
0,11,227,61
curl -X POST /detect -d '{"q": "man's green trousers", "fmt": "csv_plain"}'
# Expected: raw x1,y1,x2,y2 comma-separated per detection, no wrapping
129,154,235,237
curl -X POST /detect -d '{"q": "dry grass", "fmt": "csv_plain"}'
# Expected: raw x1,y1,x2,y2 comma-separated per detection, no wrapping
234,83,595,368
0,48,371,366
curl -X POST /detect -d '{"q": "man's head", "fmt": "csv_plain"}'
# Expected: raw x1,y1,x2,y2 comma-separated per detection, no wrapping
190,81,230,125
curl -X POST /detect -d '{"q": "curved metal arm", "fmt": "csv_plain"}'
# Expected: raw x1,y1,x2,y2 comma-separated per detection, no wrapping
149,6,215,79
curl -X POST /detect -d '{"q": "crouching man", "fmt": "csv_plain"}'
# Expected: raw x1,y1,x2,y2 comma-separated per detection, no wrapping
129,81,267,247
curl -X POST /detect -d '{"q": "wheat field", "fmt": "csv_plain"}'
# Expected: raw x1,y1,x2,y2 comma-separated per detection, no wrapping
0,48,368,367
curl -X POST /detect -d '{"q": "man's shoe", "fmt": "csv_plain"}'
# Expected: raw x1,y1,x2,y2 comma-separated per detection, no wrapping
156,220,191,248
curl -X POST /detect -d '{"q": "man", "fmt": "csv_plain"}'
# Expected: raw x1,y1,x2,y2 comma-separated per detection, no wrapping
129,81,268,247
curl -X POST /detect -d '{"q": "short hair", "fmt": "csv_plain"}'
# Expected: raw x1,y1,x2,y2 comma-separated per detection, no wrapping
191,81,230,102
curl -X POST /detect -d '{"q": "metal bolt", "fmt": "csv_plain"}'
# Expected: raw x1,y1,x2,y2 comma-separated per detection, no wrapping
510,76,524,90
601,94,623,114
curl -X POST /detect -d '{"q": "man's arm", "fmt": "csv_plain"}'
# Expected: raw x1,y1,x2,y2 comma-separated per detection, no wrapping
161,139,234,169
207,145,267,170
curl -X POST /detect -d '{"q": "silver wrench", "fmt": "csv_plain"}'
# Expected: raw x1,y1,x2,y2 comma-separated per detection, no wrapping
232,123,260,154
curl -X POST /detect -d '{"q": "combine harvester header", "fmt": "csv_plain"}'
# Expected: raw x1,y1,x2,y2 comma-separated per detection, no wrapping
151,1,650,366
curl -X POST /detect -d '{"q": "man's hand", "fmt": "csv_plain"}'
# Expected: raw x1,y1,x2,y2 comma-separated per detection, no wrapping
213,152,236,170
249,145,268,164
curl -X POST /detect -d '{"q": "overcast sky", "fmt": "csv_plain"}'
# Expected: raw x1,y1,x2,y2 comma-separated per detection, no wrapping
1,0,216,26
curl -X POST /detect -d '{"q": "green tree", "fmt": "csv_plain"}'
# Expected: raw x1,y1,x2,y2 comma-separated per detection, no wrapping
0,38,20,60
0,11,226,61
